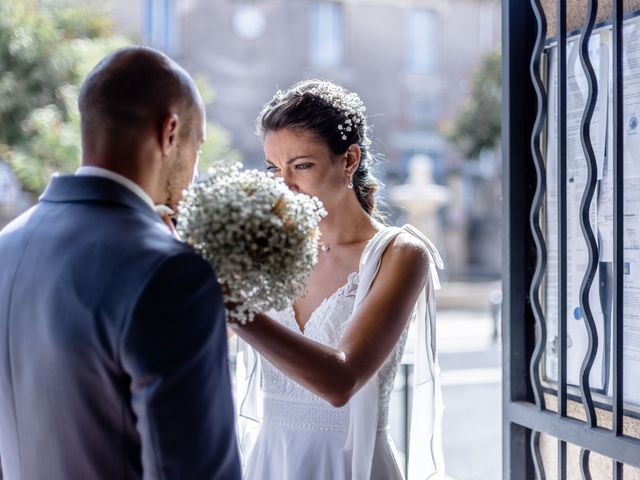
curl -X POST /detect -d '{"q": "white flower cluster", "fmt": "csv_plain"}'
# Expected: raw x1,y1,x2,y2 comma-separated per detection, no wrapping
306,82,366,140
177,163,327,324
271,82,367,141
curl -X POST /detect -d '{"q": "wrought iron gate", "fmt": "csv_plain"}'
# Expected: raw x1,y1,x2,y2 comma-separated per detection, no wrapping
503,0,640,478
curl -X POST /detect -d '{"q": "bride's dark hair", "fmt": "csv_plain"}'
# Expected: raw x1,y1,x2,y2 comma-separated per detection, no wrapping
256,79,382,219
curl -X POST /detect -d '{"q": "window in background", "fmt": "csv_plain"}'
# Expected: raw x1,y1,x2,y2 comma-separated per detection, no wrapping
143,0,177,55
309,2,343,68
405,9,437,74
409,94,438,129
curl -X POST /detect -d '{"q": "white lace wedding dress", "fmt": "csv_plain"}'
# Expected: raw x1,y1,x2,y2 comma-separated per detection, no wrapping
235,225,445,480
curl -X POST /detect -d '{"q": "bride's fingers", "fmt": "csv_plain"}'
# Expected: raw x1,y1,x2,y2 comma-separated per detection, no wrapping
161,214,179,238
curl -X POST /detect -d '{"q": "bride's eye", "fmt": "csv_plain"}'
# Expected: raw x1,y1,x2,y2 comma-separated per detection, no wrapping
266,164,280,173
295,163,312,170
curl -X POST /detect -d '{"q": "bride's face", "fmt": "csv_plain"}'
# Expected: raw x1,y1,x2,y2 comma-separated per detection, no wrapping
263,128,348,209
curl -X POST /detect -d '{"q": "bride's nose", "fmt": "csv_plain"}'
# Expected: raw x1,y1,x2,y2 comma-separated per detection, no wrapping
281,171,299,193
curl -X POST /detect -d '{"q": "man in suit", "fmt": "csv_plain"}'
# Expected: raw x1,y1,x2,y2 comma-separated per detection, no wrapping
0,46,241,479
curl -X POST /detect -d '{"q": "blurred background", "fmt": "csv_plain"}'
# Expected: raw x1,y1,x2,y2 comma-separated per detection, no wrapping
0,0,502,478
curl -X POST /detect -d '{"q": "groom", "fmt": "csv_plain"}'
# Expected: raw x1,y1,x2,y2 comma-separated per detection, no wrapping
0,47,241,479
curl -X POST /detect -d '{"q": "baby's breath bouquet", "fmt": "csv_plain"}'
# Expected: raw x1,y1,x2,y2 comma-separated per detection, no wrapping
177,162,326,323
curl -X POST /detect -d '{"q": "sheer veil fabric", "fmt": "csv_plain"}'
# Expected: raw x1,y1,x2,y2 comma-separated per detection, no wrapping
235,224,445,479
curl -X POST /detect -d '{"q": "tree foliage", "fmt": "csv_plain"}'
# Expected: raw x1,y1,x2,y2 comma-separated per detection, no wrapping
193,76,242,173
444,49,501,159
0,0,127,194
0,0,241,195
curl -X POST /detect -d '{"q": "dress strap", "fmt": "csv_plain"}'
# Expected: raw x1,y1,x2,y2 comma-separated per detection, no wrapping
401,224,445,479
344,224,445,480
344,226,406,479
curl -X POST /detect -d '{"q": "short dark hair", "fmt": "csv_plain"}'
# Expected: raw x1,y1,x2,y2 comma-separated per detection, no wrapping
78,46,199,141
257,79,382,218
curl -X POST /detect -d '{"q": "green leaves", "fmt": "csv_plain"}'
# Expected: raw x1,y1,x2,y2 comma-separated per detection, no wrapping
1,0,241,195
8,89,79,193
0,0,126,194
443,49,501,159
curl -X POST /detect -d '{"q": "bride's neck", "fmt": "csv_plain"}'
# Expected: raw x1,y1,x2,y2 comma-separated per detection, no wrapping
319,203,377,246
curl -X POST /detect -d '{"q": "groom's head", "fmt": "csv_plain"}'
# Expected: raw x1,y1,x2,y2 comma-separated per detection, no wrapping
78,46,205,209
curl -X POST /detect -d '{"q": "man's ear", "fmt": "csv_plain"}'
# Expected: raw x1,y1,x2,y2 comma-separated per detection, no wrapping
344,143,362,177
160,112,180,156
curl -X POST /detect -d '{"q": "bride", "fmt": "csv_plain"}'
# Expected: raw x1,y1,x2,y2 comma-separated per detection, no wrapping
229,80,445,480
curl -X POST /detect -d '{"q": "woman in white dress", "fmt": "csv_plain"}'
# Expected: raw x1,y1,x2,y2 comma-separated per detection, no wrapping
230,80,445,480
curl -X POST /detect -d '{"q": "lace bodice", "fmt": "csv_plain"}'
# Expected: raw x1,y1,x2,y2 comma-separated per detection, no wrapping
260,272,409,431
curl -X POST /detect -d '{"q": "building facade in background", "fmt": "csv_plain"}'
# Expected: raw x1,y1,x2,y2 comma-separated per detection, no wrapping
108,0,501,279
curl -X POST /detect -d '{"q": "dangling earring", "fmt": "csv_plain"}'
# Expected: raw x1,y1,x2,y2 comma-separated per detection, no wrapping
347,177,354,189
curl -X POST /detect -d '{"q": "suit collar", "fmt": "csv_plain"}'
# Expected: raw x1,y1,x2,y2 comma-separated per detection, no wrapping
75,166,156,211
40,174,164,225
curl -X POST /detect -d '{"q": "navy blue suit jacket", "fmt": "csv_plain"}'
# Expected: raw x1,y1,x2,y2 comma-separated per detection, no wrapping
0,175,241,479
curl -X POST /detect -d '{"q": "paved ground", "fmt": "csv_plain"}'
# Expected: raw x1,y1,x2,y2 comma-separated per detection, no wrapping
439,309,502,480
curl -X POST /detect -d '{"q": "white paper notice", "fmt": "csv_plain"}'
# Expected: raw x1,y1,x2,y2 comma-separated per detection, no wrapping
544,32,611,391
545,47,560,382
622,227,640,405
544,15,640,406
620,17,640,406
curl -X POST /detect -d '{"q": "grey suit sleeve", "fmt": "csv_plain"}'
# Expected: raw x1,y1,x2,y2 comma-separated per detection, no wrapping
122,252,241,480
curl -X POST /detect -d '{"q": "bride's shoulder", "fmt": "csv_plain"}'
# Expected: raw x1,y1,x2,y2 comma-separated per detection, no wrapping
380,228,431,275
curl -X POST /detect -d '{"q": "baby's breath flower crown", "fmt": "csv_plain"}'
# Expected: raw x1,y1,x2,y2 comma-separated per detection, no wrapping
272,81,367,141
177,162,327,324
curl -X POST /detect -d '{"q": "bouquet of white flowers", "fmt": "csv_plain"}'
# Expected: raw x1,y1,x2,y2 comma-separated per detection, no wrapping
177,163,326,324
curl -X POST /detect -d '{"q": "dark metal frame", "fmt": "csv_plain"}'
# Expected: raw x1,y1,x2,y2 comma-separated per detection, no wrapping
503,0,640,478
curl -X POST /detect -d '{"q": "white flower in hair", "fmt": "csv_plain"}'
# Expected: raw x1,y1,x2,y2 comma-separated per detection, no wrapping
304,81,366,140
177,162,327,324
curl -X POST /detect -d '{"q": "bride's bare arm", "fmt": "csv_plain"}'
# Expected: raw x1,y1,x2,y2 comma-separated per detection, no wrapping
231,232,430,407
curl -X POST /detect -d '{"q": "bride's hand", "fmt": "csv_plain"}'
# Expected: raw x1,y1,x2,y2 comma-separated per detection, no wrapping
160,213,180,239
220,283,242,337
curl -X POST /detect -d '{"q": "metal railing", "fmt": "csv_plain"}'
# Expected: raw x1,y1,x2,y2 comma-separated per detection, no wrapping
503,0,640,478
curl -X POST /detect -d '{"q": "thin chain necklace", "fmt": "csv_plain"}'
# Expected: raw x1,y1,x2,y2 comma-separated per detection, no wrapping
318,215,370,253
